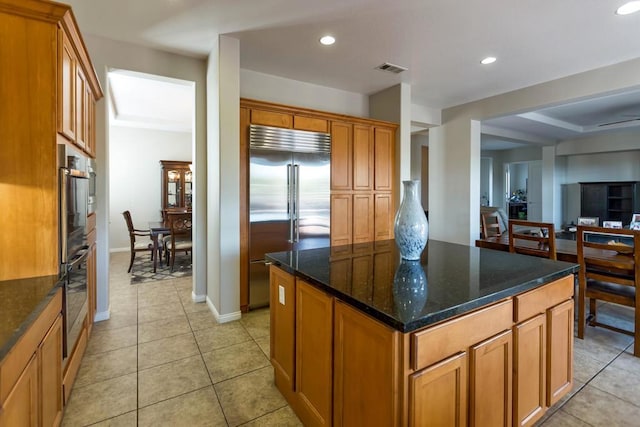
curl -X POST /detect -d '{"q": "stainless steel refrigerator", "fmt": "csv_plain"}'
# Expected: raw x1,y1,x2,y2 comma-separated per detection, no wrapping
249,124,331,308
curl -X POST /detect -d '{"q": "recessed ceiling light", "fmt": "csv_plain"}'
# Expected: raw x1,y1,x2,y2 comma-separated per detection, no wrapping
616,1,640,15
319,35,335,46
480,56,497,65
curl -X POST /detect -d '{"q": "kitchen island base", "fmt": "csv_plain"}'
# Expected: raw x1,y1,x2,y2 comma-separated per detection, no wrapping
269,264,574,427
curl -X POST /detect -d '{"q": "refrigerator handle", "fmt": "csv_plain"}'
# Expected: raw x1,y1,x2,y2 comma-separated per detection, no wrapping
287,163,294,243
294,164,300,242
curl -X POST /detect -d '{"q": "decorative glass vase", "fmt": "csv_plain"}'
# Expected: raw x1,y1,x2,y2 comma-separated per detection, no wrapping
394,180,428,260
393,259,428,322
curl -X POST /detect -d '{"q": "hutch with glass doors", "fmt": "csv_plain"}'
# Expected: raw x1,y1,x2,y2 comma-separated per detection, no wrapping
160,160,193,211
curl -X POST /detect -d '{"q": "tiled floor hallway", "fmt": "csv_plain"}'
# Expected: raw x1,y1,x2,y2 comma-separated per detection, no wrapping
60,252,640,426
61,252,301,426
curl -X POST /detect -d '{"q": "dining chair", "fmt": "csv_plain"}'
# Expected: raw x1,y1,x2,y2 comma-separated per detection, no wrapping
576,225,639,357
122,210,157,273
508,220,556,260
481,212,503,238
166,212,193,272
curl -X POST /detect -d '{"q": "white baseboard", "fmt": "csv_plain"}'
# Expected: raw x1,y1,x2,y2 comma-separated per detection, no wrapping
206,296,241,324
192,291,206,303
94,308,110,322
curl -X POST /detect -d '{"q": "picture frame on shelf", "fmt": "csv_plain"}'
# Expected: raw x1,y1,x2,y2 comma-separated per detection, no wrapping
602,220,623,229
577,217,599,226
630,213,640,230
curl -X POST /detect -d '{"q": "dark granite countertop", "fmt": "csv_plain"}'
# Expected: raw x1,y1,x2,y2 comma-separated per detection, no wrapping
0,275,64,362
266,239,579,333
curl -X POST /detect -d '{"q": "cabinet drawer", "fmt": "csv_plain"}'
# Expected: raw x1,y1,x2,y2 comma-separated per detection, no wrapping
294,115,328,132
411,299,512,371
251,109,292,128
514,275,573,323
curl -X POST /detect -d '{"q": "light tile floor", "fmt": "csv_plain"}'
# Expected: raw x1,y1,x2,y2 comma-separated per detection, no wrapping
61,252,301,426
61,252,640,426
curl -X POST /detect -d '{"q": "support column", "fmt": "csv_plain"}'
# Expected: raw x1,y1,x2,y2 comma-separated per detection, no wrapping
206,35,241,322
429,118,481,245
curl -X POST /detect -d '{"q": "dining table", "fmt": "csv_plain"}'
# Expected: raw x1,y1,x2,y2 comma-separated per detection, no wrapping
475,233,634,267
149,220,170,273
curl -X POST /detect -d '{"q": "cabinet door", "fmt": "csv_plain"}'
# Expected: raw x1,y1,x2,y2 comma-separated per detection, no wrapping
58,29,75,142
251,109,292,128
513,314,546,427
294,115,328,133
333,301,399,427
86,94,96,157
374,193,394,240
330,121,353,191
374,127,394,191
40,315,63,427
330,194,352,246
470,330,512,427
546,299,573,407
0,354,38,427
409,352,468,427
296,281,333,426
75,66,87,149
269,266,296,393
352,193,374,243
353,124,373,191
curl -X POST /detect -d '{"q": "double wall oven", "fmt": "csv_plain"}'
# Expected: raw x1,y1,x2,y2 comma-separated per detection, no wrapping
59,145,90,366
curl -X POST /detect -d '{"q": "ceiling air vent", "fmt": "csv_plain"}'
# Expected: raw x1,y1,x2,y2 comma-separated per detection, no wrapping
375,62,408,74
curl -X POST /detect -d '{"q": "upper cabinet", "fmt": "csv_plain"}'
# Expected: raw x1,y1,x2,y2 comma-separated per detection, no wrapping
56,8,103,158
0,0,102,280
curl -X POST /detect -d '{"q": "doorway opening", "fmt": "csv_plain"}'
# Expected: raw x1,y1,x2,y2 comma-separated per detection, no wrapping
106,69,196,276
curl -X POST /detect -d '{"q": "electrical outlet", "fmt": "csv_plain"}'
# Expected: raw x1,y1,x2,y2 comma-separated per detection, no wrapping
279,285,285,305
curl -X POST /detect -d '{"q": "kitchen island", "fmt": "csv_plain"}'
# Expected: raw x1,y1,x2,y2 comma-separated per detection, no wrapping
266,239,579,427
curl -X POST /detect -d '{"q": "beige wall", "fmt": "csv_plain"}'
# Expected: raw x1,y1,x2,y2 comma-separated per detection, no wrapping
82,34,207,320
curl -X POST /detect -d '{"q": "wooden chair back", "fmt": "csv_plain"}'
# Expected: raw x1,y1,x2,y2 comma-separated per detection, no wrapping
481,212,503,238
508,220,556,260
122,210,153,273
166,212,193,271
576,225,640,356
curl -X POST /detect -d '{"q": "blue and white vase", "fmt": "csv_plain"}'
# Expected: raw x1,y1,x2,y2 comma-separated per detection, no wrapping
394,180,428,260
393,259,428,321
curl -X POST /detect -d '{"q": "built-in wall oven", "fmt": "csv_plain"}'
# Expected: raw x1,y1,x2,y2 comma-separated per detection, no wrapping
59,145,90,364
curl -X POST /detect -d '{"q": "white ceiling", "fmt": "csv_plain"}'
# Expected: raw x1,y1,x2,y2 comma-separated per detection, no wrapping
66,0,640,147
108,70,195,132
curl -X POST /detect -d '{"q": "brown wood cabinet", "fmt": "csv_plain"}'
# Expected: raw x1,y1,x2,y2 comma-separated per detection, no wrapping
270,266,574,426
0,0,102,281
330,121,353,192
269,266,296,400
333,300,400,427
160,160,193,211
512,275,574,427
0,354,38,426
295,281,333,426
56,11,102,158
410,352,468,427
0,289,63,427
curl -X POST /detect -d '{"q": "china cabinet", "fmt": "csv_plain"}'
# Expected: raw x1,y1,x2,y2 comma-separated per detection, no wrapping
160,160,193,210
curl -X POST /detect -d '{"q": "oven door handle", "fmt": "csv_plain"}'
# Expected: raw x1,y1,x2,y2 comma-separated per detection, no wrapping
67,246,89,270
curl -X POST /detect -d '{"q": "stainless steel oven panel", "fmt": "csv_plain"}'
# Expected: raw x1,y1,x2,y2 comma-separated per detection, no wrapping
63,247,89,360
59,167,89,267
